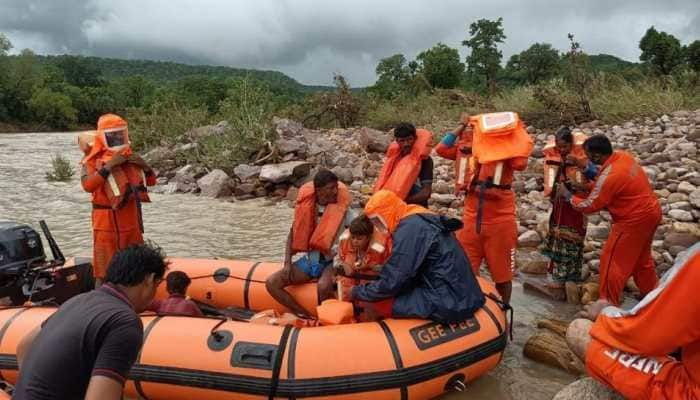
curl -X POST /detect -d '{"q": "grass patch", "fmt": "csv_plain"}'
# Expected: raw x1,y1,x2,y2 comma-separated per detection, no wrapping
46,153,75,182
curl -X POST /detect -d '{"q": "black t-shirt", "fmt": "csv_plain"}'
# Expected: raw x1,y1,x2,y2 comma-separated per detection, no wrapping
407,156,434,207
13,285,143,400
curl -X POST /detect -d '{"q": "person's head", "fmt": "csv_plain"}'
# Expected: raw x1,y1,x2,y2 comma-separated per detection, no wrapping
97,113,129,152
394,122,417,156
583,134,613,165
348,215,374,251
165,271,191,296
364,190,409,234
313,169,339,206
105,243,168,313
554,127,574,156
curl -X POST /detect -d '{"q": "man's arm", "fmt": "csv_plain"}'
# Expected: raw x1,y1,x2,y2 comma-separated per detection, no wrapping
16,325,40,369
352,222,432,301
405,157,433,205
89,315,143,400
569,165,618,214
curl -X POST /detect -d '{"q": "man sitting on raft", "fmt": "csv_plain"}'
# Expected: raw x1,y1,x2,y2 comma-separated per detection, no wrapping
566,242,700,399
351,190,485,324
266,169,356,318
148,271,203,317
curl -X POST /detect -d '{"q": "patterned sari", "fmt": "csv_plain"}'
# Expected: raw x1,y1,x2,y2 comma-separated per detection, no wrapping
540,195,587,283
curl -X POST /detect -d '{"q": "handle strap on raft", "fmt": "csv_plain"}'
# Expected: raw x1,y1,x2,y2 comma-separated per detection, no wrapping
209,317,228,342
269,325,294,400
485,293,514,341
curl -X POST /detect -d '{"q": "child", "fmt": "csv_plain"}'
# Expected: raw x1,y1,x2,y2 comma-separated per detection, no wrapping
148,271,203,317
336,215,391,320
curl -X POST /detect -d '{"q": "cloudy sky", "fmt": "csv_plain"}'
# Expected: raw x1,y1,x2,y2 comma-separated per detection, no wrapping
1,0,698,86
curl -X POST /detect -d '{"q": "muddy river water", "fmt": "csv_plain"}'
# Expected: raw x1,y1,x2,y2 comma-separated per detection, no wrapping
0,132,579,399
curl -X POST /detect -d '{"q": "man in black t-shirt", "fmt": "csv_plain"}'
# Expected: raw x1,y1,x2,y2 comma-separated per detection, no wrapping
14,243,168,400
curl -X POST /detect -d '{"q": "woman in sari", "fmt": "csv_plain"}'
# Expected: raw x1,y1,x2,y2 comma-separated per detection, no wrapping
540,127,590,289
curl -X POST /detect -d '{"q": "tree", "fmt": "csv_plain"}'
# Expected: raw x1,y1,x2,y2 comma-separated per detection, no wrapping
416,43,465,89
639,26,684,75
686,40,700,73
564,34,593,119
56,55,103,87
0,33,12,56
29,88,78,129
373,54,412,98
506,43,561,84
462,18,506,94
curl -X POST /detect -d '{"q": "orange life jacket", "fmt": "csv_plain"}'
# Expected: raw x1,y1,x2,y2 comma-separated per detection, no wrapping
542,132,588,197
96,159,152,210
373,128,433,199
291,182,351,256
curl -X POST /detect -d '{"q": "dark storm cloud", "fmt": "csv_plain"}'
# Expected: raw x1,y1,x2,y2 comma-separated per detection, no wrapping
1,0,698,85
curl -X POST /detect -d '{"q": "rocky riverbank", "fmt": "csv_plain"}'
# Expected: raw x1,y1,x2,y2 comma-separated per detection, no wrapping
144,110,700,289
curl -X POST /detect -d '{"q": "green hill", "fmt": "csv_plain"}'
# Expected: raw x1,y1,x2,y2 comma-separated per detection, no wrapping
589,54,642,74
34,54,333,94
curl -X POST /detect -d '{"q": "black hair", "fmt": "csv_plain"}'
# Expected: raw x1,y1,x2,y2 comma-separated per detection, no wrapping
165,271,191,295
583,134,613,156
349,215,374,236
555,127,573,144
394,122,417,139
313,168,338,188
105,242,168,287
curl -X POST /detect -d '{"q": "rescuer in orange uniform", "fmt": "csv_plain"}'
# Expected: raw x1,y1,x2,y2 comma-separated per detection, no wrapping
557,134,661,305
436,113,532,304
566,243,700,400
80,114,156,287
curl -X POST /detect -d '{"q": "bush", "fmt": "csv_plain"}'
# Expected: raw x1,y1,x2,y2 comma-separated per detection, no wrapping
46,153,75,182
127,98,209,151
29,88,78,129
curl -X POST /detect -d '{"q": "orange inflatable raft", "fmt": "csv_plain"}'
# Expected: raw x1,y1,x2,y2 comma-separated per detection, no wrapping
0,259,508,399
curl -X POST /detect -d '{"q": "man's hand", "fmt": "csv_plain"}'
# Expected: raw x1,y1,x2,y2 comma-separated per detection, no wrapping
576,299,612,321
566,154,587,169
556,182,572,200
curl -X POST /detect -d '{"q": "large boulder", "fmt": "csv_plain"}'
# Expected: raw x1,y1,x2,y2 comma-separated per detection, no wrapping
690,189,700,209
517,251,549,274
664,232,699,248
358,127,391,153
331,166,354,184
259,161,312,184
518,230,542,248
197,169,233,198
233,164,262,182
185,121,229,140
234,183,256,198
552,378,623,400
276,138,307,155
272,117,303,139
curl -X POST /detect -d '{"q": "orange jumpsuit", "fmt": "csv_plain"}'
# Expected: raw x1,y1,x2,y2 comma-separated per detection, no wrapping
570,151,661,305
82,161,156,279
586,243,700,399
436,138,527,283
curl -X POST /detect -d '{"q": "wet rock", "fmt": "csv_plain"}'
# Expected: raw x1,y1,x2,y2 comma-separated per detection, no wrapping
587,225,610,241
678,181,697,195
524,278,565,300
233,164,262,182
259,161,312,184
272,117,303,138
518,230,541,248
331,166,354,184
565,282,581,305
517,251,549,274
580,282,600,305
286,186,299,202
552,378,623,400
524,319,585,375
276,138,307,155
431,193,457,206
197,169,233,198
234,183,256,198
150,182,178,195
173,165,197,193
668,209,694,222
690,190,700,209
358,127,391,153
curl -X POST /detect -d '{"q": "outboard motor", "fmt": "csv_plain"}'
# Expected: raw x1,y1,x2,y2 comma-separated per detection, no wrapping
0,221,93,305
